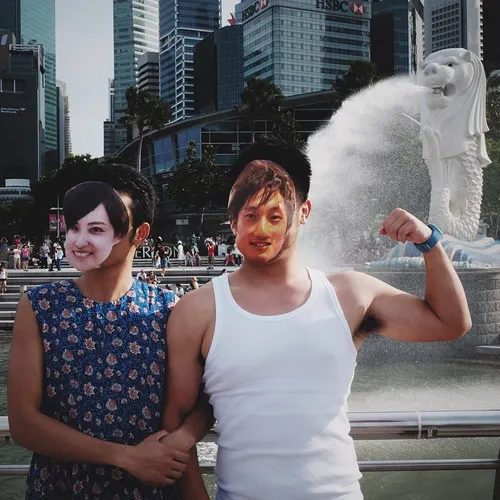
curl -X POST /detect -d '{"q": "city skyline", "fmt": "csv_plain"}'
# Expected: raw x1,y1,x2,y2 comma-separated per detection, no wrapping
56,0,237,158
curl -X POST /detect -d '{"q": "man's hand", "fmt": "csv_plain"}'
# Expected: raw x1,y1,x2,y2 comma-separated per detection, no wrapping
379,208,432,245
119,430,189,487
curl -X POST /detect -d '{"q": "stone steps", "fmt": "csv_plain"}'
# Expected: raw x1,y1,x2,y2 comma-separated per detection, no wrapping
0,267,231,331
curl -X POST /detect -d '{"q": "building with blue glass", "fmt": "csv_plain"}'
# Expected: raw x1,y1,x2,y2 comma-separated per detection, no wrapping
0,35,46,184
0,0,57,156
371,0,424,76
234,0,371,96
112,0,159,152
194,25,244,114
159,0,221,121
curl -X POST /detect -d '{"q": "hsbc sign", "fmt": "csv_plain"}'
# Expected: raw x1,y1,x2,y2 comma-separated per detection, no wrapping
315,0,367,15
242,0,270,21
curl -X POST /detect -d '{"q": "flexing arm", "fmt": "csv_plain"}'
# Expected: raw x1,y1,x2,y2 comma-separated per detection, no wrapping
7,295,189,486
161,287,215,500
335,209,471,343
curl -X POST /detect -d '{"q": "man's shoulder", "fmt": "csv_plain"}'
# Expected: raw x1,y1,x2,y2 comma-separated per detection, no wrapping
172,281,215,319
325,270,376,303
326,269,397,310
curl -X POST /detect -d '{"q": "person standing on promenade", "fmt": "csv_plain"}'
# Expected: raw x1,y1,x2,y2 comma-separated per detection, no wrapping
162,143,472,500
7,164,208,499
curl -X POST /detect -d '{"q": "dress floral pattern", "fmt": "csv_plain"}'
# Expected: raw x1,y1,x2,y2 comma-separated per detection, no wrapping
25,279,180,500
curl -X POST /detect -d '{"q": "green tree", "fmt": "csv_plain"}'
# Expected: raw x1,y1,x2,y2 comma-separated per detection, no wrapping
119,86,172,171
31,154,98,210
236,77,284,142
333,60,379,101
267,110,305,149
481,138,500,238
166,141,231,216
487,73,500,140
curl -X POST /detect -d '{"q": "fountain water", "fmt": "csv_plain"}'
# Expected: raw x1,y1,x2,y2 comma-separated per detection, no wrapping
301,49,500,350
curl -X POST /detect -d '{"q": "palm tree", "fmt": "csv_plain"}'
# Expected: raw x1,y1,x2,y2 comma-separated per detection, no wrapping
236,77,285,142
119,87,172,171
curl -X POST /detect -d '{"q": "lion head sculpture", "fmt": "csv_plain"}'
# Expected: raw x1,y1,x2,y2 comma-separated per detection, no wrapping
417,48,490,166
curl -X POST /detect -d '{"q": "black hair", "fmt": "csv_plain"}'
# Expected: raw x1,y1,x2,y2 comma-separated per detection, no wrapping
66,163,158,232
63,182,129,238
229,142,312,204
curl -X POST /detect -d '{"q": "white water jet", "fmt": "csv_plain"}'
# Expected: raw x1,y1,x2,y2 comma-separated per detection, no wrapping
300,77,428,269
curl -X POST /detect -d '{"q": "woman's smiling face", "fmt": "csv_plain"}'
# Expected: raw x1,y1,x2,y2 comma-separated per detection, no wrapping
65,204,121,272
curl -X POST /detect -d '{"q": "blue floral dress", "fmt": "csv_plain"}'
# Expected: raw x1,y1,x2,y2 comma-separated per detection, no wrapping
25,279,181,500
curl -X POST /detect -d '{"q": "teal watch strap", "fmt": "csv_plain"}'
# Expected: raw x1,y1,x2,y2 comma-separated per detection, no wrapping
413,224,443,253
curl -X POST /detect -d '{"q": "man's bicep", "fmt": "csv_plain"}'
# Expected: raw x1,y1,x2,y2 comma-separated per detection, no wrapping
164,297,205,429
7,295,44,431
366,276,445,342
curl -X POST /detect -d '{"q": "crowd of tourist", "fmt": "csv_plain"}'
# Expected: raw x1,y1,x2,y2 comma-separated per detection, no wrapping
0,235,66,273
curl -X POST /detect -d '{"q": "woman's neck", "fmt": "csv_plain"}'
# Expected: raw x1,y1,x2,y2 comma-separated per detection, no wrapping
75,264,134,302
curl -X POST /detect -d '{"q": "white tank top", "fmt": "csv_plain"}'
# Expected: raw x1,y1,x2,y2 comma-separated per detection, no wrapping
203,268,363,500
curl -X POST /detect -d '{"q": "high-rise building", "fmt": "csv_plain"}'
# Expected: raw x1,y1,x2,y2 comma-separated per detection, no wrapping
113,0,159,152
56,80,72,159
103,78,117,157
424,0,483,59
103,121,117,158
0,34,46,183
137,52,160,96
0,0,57,153
103,79,117,157
235,0,371,96
482,0,500,74
194,25,244,114
159,0,221,121
56,82,65,167
108,78,115,122
371,0,424,76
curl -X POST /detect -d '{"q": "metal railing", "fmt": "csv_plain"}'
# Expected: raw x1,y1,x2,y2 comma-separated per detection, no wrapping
1,411,499,497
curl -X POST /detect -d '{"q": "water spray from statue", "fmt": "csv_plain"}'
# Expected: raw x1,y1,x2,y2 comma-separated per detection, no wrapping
301,48,498,270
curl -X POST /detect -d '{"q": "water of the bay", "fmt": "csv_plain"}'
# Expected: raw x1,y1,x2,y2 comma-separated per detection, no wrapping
0,331,498,500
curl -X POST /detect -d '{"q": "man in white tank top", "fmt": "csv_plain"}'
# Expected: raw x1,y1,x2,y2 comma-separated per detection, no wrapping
161,144,472,499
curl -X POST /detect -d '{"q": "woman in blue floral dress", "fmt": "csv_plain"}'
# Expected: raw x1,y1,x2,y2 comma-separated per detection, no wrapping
7,166,207,500
25,278,179,499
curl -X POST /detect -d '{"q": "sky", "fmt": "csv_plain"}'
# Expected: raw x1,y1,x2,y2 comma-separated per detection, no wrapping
56,0,239,158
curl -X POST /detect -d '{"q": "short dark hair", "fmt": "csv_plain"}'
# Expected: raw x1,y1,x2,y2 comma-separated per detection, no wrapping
229,143,311,204
228,159,296,226
68,163,158,231
63,182,130,238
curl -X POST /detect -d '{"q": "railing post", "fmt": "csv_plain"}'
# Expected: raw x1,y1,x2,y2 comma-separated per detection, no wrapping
493,447,500,500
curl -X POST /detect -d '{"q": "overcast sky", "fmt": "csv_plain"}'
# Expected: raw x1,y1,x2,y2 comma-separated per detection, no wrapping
55,0,239,158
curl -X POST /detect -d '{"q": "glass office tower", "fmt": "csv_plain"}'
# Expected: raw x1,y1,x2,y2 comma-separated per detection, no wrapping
371,0,424,76
235,0,371,96
113,0,159,151
159,0,221,121
0,0,57,153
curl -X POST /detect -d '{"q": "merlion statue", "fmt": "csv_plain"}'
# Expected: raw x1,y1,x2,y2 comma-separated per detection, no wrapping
417,48,491,241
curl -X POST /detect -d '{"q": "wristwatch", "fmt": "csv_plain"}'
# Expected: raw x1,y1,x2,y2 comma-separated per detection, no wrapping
413,224,444,253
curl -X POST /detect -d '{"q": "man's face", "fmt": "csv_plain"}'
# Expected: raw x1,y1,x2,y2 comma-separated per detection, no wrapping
234,188,291,264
